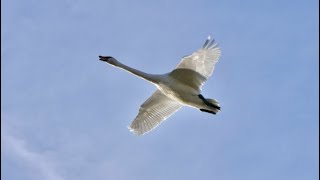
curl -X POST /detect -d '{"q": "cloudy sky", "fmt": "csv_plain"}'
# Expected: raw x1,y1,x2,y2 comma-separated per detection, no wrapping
2,0,319,179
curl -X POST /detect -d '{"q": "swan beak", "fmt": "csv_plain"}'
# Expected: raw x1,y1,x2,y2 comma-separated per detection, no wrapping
99,56,113,62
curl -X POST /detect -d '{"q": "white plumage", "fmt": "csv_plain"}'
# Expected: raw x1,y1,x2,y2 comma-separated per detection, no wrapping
99,36,221,135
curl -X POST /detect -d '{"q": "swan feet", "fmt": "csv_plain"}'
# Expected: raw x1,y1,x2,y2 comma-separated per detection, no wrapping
198,94,221,110
200,109,216,114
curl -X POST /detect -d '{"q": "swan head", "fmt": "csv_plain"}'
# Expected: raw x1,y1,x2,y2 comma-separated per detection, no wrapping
99,56,119,66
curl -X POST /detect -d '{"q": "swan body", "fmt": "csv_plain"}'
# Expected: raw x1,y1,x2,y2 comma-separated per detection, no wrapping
99,36,221,135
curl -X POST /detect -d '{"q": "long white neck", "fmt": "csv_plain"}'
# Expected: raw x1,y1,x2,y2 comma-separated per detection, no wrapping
114,61,161,84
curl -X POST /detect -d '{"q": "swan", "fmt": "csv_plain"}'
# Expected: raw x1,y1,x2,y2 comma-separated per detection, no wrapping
99,36,221,135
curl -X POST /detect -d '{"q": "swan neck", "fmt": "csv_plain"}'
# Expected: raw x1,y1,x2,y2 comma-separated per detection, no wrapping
116,62,159,83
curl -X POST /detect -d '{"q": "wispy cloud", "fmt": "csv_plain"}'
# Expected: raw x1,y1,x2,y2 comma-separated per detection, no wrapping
2,132,65,180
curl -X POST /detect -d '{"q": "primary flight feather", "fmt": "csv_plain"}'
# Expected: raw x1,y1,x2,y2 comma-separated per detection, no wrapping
99,36,221,135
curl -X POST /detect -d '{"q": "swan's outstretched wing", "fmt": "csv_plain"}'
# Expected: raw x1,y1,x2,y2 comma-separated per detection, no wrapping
176,36,221,81
129,90,182,135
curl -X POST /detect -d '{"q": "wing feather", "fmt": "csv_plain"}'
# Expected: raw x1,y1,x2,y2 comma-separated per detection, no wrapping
176,36,221,80
129,90,182,135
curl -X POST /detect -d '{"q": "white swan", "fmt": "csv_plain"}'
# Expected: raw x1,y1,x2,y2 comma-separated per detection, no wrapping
99,36,221,135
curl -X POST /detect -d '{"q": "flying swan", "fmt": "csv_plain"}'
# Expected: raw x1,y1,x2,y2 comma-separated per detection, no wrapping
99,36,221,135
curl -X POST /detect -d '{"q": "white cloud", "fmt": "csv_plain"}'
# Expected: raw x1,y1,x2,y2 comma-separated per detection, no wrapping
2,132,65,180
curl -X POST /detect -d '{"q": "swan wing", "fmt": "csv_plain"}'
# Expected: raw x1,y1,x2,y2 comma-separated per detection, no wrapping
176,36,221,81
129,90,182,135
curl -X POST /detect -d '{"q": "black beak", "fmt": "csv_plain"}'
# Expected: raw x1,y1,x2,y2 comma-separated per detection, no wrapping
99,56,113,62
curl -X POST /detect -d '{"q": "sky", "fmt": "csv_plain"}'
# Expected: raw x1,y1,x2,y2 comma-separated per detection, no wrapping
1,0,319,180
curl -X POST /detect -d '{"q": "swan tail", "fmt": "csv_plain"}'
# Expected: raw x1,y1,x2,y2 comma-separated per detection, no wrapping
198,95,221,114
206,98,220,112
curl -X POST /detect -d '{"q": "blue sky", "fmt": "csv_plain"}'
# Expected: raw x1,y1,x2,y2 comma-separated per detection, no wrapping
2,0,319,180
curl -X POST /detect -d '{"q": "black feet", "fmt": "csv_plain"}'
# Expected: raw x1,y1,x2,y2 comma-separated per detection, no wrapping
200,109,216,114
198,94,220,110
214,105,221,110
198,94,206,101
